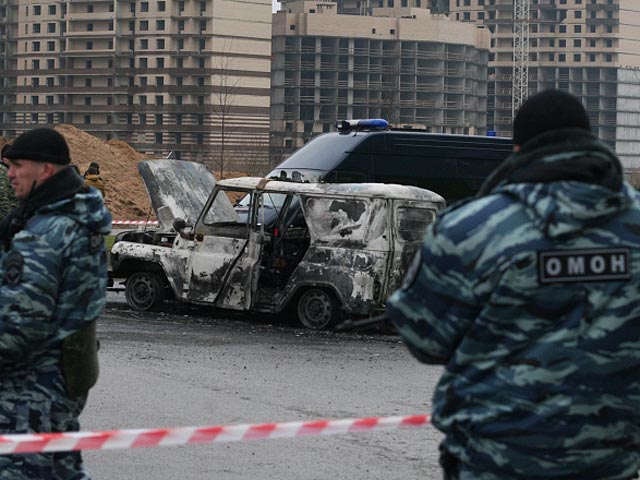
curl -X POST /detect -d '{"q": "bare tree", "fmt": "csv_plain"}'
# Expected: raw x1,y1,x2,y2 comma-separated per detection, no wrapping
211,42,243,179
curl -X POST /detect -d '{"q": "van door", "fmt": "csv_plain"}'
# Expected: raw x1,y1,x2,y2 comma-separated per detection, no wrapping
388,201,438,294
186,188,265,310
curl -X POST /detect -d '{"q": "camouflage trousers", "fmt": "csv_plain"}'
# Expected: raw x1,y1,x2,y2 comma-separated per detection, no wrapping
0,369,90,479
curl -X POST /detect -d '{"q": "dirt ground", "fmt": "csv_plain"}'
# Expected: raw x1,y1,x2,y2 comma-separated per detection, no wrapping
1,125,247,221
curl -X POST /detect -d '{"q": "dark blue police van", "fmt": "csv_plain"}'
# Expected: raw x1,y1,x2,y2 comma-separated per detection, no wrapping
268,119,513,203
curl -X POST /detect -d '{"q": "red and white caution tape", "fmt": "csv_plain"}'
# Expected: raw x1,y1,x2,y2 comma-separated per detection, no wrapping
0,414,430,455
112,220,158,226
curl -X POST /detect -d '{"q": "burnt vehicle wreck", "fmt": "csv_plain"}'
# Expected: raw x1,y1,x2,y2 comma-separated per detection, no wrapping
110,160,445,329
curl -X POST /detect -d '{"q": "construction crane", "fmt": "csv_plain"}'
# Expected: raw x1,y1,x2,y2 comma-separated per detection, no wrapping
512,0,531,119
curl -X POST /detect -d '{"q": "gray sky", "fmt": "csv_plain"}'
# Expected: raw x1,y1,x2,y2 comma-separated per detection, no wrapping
272,0,279,12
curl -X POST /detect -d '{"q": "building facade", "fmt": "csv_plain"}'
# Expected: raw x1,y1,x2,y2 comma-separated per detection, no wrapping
271,0,491,161
449,0,640,170
0,0,272,174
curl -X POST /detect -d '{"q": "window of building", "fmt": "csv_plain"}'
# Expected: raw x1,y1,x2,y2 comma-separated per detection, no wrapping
87,23,93,31
84,96,91,105
140,58,148,68
47,23,55,33
176,96,183,105
108,39,113,49
175,132,182,143
176,76,183,86
31,78,39,87
47,59,54,69
140,20,148,31
141,2,149,12
176,114,182,125
155,114,163,125
140,96,147,105
200,1,206,12
32,113,39,122
32,59,40,69
156,58,164,68
176,58,183,68
155,133,163,144
86,41,93,50
178,20,185,31
156,76,164,86
179,1,185,12
85,78,92,87
46,96,53,105
156,20,165,30
158,1,166,11
290,25,295,31
33,24,41,33
84,115,90,124
32,41,40,52
87,4,93,12
198,58,205,68
156,96,163,106
34,5,41,15
157,39,165,49
141,39,148,49
177,39,184,49
573,54,581,62
47,41,54,51
575,10,582,18
559,39,566,47
197,76,205,87
574,39,581,47
199,20,206,31
31,95,39,105
48,5,56,14
574,25,581,33
129,20,135,31
140,77,148,86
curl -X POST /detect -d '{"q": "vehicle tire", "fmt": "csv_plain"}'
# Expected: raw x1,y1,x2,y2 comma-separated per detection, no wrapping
125,271,166,311
296,288,339,330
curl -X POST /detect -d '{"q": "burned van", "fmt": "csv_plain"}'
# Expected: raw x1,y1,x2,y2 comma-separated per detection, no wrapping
110,160,445,329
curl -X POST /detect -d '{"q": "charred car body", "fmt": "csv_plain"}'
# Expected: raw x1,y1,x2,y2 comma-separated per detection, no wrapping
110,160,445,329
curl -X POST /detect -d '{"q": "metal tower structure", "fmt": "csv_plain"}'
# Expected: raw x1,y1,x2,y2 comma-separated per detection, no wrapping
512,0,531,119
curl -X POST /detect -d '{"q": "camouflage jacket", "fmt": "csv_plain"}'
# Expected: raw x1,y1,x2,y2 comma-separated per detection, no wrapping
0,167,111,374
387,129,640,479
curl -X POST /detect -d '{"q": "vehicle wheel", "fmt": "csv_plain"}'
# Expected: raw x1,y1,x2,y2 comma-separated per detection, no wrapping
125,272,166,311
296,288,339,330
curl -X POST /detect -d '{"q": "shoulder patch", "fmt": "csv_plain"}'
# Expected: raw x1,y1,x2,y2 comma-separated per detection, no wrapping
3,251,23,286
538,248,630,284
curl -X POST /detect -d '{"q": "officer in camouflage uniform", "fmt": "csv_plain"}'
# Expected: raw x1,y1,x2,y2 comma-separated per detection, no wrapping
387,90,640,479
0,128,111,479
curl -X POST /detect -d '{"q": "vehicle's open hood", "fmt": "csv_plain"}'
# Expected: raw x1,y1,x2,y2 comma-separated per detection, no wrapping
137,160,237,230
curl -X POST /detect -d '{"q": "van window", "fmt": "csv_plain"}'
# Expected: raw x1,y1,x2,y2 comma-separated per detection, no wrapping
396,206,436,242
304,197,368,246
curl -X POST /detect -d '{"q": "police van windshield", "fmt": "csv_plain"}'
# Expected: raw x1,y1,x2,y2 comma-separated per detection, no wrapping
276,132,363,170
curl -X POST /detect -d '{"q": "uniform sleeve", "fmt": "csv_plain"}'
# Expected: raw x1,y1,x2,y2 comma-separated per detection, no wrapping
386,223,480,365
0,229,61,366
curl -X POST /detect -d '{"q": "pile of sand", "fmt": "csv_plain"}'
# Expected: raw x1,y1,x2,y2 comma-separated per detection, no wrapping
2,125,248,222
56,125,155,220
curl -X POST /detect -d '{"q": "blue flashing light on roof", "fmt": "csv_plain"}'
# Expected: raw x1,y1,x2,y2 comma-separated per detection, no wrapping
335,118,389,133
487,130,497,136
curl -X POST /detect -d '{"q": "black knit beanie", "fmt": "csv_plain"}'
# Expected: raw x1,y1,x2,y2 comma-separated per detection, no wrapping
513,89,591,146
3,128,71,164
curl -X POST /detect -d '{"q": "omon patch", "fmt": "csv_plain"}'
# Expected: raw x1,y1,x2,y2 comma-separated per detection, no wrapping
538,248,630,283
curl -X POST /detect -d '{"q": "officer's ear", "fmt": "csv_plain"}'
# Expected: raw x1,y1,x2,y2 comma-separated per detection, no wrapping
41,162,61,180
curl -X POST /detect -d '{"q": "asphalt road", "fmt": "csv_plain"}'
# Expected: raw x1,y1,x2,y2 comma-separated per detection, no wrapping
80,295,445,479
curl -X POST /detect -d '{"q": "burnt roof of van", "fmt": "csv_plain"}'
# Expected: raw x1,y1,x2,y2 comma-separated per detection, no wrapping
217,176,446,205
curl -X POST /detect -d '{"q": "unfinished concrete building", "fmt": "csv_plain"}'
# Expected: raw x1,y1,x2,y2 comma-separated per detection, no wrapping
271,0,491,160
449,0,640,170
0,0,272,173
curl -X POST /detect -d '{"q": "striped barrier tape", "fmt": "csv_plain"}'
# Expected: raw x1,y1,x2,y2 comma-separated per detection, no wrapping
0,414,431,455
112,220,158,226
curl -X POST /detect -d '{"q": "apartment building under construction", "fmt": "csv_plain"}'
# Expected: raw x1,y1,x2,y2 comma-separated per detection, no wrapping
449,0,640,170
0,0,272,173
271,0,492,159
